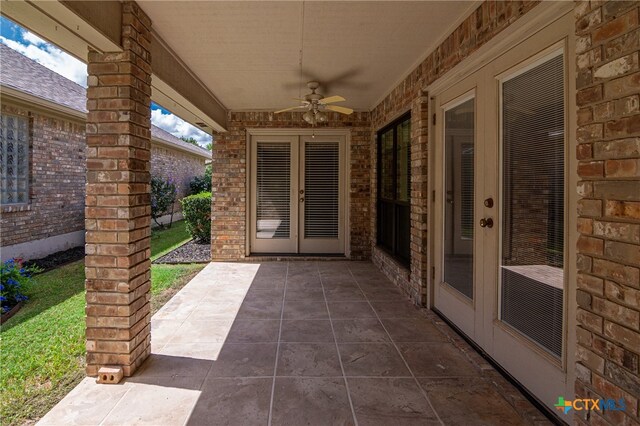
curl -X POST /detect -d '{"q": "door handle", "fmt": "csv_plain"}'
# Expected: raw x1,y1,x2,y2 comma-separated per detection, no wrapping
479,218,493,228
300,197,305,203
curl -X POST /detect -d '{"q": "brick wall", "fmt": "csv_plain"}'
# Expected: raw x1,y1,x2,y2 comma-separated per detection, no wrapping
0,103,85,247
370,1,540,304
212,111,371,260
150,145,206,207
574,1,640,425
0,100,205,252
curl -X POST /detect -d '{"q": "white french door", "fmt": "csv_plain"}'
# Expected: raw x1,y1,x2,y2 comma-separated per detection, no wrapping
250,133,345,254
433,12,576,419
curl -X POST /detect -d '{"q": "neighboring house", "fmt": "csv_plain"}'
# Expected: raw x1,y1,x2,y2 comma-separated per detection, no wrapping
0,44,210,261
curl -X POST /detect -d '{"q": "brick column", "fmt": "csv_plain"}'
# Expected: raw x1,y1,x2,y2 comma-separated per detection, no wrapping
409,93,430,306
574,1,640,425
85,1,152,377
211,121,246,260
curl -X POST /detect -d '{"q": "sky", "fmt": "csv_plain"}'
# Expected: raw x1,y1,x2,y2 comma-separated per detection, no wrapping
0,16,212,146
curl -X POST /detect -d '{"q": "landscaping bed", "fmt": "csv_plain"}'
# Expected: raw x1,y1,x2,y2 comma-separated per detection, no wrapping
23,246,85,273
153,239,210,264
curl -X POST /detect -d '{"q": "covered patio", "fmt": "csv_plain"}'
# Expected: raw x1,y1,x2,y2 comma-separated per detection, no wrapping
39,261,546,425
2,0,638,424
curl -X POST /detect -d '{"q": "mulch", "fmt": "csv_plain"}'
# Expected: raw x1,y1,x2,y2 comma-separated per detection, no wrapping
22,246,85,274
153,240,211,264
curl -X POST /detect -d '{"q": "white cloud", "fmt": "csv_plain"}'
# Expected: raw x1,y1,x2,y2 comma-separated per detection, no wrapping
0,31,87,87
151,109,212,145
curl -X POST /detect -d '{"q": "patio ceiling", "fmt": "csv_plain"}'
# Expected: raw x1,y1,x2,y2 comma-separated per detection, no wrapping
139,1,477,111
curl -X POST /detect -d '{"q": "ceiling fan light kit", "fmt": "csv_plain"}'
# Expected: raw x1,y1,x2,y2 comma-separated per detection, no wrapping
275,81,354,126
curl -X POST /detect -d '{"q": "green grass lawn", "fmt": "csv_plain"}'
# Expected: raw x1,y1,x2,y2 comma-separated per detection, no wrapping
0,221,206,426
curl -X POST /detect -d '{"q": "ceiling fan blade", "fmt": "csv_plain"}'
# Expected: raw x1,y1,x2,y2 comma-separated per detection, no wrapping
326,105,354,115
320,95,346,104
274,106,306,114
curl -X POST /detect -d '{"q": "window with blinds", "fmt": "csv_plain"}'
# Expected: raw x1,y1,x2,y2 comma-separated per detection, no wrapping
304,142,339,238
256,142,291,239
1,114,29,205
500,53,565,357
377,113,411,265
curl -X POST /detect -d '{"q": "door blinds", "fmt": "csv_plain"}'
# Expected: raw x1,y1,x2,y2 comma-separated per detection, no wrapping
256,142,291,239
500,53,565,357
304,142,339,238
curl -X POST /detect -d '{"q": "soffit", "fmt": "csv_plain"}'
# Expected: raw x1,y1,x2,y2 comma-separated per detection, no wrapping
140,1,476,111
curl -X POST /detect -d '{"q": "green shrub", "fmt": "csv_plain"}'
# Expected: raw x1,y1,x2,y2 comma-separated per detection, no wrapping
181,192,211,242
151,175,177,228
189,165,212,195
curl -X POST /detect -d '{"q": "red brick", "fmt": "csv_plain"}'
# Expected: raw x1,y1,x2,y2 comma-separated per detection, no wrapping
592,9,639,43
578,161,605,177
578,235,605,255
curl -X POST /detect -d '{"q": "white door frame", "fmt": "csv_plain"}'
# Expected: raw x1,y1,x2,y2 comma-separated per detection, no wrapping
426,3,577,419
246,128,351,257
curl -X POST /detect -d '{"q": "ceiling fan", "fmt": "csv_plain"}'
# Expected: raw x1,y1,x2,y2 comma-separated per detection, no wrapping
274,81,354,125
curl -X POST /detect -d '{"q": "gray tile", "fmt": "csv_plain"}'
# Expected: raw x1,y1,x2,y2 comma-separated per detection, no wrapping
332,319,390,343
328,301,377,319
247,278,286,291
381,317,448,342
361,287,408,302
158,342,223,361
324,286,367,302
235,298,283,320
286,277,323,290
280,320,335,342
398,342,480,377
419,377,527,425
103,377,202,425
349,378,439,425
226,319,280,343
243,288,285,302
187,378,272,426
277,343,342,377
169,319,233,344
37,378,132,426
322,280,360,291
370,301,427,319
339,343,410,377
208,343,277,377
271,378,354,426
283,300,329,319
135,354,212,378
285,288,325,301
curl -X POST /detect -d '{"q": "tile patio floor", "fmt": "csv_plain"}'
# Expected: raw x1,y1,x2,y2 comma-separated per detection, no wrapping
39,261,549,426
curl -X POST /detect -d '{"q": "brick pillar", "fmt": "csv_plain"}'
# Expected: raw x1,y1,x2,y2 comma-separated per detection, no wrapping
574,1,640,425
409,93,430,306
211,119,246,260
85,1,152,377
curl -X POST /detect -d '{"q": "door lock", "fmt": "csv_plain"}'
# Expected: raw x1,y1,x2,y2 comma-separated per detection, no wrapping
299,190,304,195
484,197,494,208
479,218,493,228
300,197,305,202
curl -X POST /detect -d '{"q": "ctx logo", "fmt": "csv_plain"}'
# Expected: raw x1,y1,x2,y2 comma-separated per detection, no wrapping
554,396,626,414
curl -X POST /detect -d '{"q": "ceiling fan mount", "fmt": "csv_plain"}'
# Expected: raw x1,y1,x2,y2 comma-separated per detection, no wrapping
274,81,354,125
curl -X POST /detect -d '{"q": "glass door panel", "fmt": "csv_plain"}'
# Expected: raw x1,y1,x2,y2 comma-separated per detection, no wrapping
499,53,565,358
250,136,298,253
299,136,345,254
444,98,475,300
